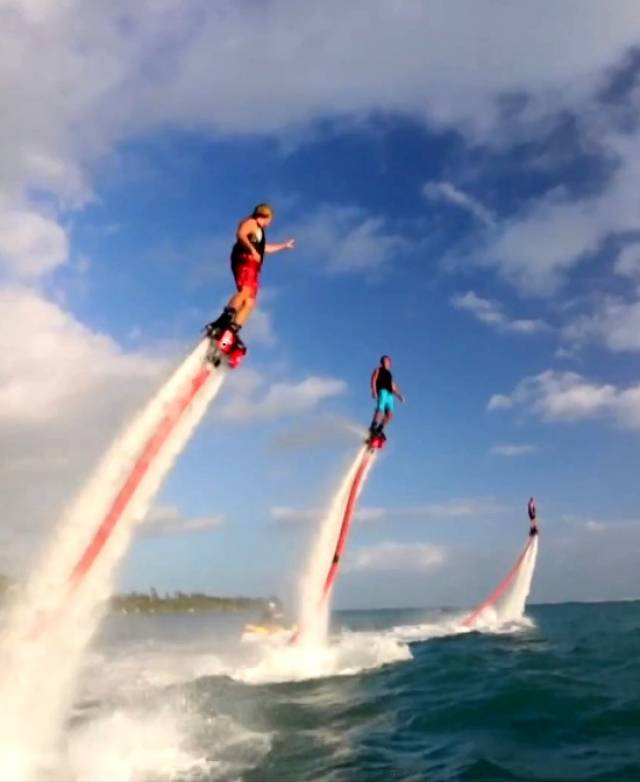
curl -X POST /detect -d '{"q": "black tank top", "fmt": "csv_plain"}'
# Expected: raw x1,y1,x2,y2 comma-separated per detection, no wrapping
376,367,393,393
231,226,266,265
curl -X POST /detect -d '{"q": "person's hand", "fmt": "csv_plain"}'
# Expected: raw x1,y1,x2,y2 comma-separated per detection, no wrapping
399,394,406,403
283,238,296,250
251,249,261,262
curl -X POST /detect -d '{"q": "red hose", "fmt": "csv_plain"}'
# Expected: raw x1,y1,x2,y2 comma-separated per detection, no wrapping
68,367,211,591
463,535,535,627
322,450,372,600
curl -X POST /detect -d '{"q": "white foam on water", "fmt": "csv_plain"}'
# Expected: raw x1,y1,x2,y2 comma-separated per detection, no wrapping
63,706,271,782
230,628,411,685
0,340,226,780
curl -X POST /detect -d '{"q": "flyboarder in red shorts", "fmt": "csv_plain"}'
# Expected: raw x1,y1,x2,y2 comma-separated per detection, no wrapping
205,203,295,351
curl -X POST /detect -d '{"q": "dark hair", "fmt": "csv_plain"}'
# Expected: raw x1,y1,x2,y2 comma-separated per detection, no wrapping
380,355,390,364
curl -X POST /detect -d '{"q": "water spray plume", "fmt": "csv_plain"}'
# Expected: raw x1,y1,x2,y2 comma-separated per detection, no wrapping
296,445,378,646
464,533,539,629
0,340,225,780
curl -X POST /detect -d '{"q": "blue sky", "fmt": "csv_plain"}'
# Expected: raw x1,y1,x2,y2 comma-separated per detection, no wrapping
2,1,640,607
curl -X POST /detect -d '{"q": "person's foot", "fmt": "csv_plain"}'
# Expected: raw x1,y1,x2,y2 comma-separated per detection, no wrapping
204,306,236,337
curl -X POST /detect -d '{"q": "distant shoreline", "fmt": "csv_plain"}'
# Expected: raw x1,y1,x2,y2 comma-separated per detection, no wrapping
0,578,276,615
110,591,273,615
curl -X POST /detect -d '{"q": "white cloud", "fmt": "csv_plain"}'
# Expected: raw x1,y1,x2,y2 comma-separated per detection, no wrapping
490,443,536,457
563,296,640,352
614,244,640,278
0,287,162,423
270,498,508,527
423,181,495,226
451,290,548,335
269,415,363,452
489,369,640,430
218,368,347,423
292,205,408,275
463,124,640,296
270,504,387,527
142,504,224,536
0,211,68,281
6,1,639,243
0,286,169,571
270,506,318,526
347,542,446,573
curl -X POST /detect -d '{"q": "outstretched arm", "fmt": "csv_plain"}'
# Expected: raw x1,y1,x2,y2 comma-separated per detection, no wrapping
392,382,405,403
371,369,379,399
265,238,296,254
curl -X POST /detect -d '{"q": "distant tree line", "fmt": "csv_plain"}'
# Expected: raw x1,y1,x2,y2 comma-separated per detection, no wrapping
109,588,277,614
0,576,277,615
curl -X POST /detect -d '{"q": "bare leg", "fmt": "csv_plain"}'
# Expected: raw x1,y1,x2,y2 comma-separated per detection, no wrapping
235,294,255,327
227,288,247,314
226,288,256,327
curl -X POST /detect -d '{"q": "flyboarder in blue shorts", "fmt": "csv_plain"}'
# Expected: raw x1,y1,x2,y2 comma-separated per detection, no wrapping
370,355,405,436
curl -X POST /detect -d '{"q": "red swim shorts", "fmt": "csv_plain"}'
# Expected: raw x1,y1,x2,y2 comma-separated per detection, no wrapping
232,256,261,297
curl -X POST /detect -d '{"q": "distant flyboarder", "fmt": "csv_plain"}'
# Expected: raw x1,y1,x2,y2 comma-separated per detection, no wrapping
528,497,538,536
205,203,295,354
369,355,405,438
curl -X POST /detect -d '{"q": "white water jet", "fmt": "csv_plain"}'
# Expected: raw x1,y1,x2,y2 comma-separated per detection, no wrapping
0,340,225,780
296,445,374,646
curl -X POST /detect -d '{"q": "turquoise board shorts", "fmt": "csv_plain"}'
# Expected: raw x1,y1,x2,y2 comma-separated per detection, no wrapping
376,389,395,414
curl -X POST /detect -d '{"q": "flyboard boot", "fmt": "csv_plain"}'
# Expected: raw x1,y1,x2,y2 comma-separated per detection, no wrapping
367,421,386,450
204,307,247,368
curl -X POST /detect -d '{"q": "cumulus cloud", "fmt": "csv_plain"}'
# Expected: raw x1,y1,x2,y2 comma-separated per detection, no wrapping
563,296,640,352
142,504,224,536
0,287,169,571
269,415,363,452
614,243,640,278
488,369,640,429
4,0,640,221
270,498,508,527
347,542,446,573
451,290,548,335
459,120,640,297
0,287,163,423
490,443,537,457
217,367,347,423
0,211,68,281
291,204,408,275
423,181,495,226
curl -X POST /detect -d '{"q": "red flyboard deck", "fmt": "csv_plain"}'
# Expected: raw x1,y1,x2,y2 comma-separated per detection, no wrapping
68,366,211,591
